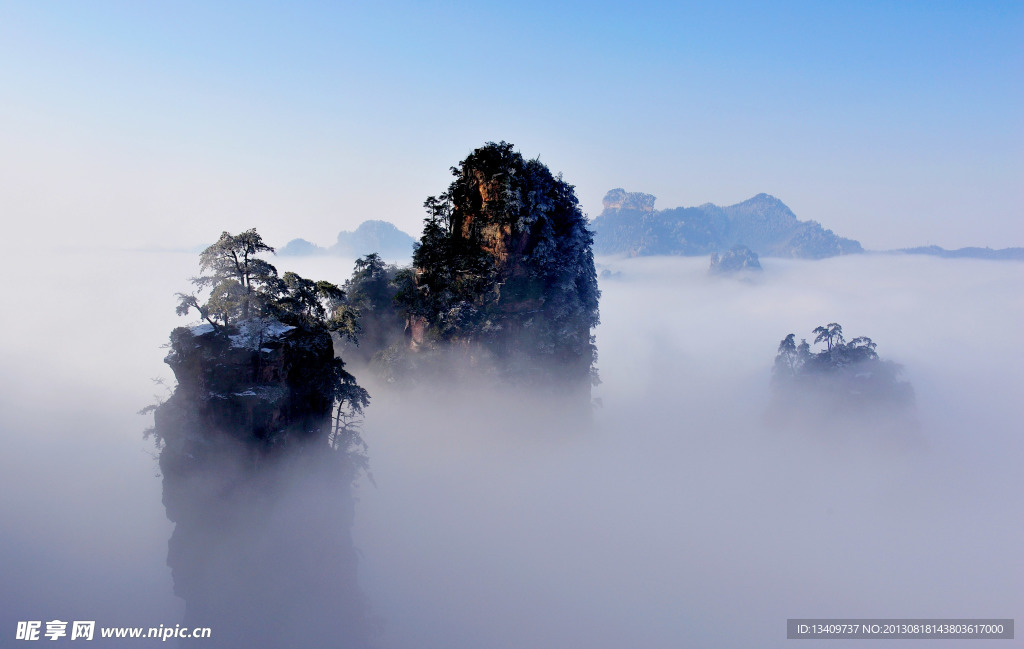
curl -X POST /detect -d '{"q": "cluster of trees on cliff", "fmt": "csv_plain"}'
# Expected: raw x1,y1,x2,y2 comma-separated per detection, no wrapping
391,142,600,390
771,323,914,411
172,228,369,455
176,229,358,338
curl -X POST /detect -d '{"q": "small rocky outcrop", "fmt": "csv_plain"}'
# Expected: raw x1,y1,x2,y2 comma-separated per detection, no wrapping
709,245,762,274
766,324,917,440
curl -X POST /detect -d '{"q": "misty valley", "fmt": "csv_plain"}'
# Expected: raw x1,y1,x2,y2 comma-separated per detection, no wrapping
1,143,1021,648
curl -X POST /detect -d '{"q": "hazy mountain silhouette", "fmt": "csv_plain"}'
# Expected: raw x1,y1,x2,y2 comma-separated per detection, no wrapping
895,245,1024,261
591,189,862,259
280,220,415,260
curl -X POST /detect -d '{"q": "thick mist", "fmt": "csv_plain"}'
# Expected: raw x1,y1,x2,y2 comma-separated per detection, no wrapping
1,250,1021,647
351,254,1023,648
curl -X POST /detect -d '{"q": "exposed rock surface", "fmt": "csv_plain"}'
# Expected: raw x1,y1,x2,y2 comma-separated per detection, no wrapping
591,190,862,259
153,321,371,648
397,142,600,400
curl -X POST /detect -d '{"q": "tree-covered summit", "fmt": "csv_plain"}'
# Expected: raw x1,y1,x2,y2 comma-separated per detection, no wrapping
165,228,368,452
396,141,600,392
770,322,914,420
175,228,358,338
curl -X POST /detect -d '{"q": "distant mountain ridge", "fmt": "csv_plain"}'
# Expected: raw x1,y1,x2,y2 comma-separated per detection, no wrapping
590,189,862,259
272,203,1021,265
894,245,1024,261
280,220,415,260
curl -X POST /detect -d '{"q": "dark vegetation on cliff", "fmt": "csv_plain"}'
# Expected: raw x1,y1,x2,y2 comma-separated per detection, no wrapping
767,322,916,435
592,189,862,259
151,230,373,648
336,252,407,372
356,142,602,396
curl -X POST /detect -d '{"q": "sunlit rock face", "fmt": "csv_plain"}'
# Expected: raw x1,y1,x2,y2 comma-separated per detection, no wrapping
154,322,371,648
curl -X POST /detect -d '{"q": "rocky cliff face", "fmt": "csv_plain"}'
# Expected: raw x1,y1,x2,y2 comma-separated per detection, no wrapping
153,321,371,648
400,142,601,398
451,165,531,272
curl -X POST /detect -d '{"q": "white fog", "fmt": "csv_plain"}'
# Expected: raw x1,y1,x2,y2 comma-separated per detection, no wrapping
0,249,1021,647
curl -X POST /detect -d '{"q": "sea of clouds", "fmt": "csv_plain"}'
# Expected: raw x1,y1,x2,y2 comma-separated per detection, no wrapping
0,249,1020,647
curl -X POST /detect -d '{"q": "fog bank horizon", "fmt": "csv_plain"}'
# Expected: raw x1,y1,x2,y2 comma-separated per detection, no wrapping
0,250,1020,647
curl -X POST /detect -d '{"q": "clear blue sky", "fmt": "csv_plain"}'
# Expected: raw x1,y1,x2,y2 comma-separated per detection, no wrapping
1,0,1021,250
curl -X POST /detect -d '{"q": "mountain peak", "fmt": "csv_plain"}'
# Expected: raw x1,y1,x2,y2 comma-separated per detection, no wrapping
736,193,786,208
591,189,861,259
279,220,415,259
602,188,657,212
350,219,407,237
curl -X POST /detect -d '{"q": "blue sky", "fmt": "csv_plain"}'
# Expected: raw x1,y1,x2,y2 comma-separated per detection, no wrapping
1,1,1021,250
